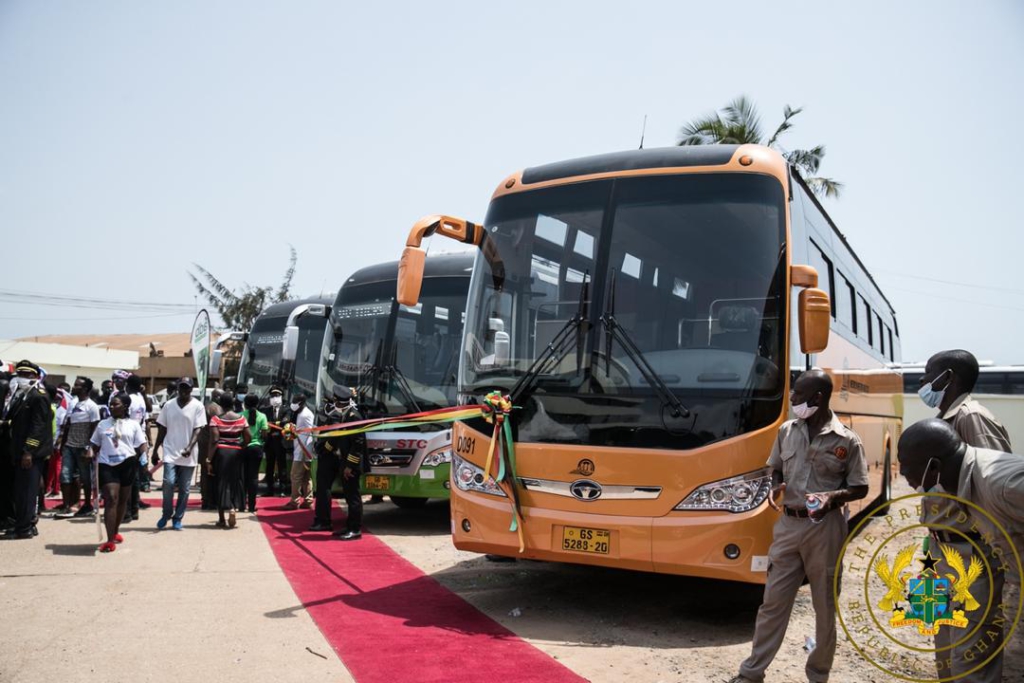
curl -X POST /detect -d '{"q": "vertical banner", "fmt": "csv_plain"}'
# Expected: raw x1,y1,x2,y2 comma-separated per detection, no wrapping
191,309,211,402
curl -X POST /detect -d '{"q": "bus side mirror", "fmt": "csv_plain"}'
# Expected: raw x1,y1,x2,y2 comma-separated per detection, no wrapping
798,288,831,354
210,349,223,376
398,246,426,306
282,326,299,362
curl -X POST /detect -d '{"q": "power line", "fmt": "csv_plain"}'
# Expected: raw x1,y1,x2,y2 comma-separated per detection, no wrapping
0,312,194,322
877,271,1024,295
888,287,1024,313
0,288,194,312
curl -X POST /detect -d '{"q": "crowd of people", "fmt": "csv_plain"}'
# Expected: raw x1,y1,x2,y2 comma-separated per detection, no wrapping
0,366,369,549
2,348,1021,680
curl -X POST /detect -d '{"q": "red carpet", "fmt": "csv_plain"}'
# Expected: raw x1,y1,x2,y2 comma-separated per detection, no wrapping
257,504,588,683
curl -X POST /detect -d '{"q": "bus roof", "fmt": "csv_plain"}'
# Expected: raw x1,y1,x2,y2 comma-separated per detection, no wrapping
257,295,335,320
519,146,740,186
342,252,475,290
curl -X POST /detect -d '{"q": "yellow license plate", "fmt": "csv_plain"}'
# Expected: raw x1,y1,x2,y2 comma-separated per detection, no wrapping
561,526,610,554
364,475,391,491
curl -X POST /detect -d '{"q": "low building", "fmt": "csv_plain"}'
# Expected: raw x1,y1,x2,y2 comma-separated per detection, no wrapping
0,339,139,387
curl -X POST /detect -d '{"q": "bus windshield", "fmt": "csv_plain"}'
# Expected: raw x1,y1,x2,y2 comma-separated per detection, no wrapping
240,314,326,399
320,277,467,418
462,173,788,450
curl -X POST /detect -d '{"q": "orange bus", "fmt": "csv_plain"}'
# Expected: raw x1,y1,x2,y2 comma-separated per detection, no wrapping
396,144,901,584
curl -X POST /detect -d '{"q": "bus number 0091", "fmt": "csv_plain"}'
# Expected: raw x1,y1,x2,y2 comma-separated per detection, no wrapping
456,436,476,455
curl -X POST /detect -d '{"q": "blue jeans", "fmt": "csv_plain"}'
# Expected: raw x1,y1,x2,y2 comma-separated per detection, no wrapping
162,463,195,522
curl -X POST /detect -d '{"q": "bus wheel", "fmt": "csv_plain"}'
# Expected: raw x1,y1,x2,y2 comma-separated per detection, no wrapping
390,496,429,509
874,448,892,516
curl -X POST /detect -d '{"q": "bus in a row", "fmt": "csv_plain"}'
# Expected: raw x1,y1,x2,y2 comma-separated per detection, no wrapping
315,254,473,506
396,143,902,584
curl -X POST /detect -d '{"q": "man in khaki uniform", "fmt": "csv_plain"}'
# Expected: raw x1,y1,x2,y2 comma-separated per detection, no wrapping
731,369,869,683
898,420,1024,679
916,349,1012,682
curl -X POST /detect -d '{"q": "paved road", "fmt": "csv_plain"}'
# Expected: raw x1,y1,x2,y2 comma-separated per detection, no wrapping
0,499,351,683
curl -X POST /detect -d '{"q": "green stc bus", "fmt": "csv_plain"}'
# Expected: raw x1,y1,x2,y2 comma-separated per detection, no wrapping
317,254,473,507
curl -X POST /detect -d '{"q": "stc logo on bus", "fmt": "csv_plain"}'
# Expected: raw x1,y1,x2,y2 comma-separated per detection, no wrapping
367,439,429,450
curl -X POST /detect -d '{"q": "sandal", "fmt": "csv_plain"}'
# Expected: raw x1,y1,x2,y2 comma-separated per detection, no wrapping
99,542,117,553
114,533,124,544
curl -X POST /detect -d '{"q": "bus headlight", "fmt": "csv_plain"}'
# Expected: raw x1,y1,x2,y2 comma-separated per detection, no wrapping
453,453,506,497
674,468,772,513
422,447,452,468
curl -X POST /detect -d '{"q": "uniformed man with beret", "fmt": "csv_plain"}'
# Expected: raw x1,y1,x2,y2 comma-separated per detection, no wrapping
3,361,54,540
309,386,366,540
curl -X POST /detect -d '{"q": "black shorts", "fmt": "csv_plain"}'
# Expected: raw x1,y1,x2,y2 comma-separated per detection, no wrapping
99,459,138,487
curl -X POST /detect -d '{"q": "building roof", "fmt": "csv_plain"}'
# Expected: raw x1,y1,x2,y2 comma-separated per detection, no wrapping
17,333,193,357
0,339,139,372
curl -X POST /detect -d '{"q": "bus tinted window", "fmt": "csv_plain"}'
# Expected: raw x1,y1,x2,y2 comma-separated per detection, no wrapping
876,314,885,354
837,272,855,332
858,295,872,345
807,241,835,318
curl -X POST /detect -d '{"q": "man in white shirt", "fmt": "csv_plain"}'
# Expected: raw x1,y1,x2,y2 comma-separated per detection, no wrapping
56,377,101,518
285,394,315,510
153,377,207,531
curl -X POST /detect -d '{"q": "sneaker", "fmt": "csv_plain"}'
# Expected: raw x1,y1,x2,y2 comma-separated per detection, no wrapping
113,533,124,544
73,505,95,518
335,530,362,541
55,508,76,519
99,541,117,553
156,517,169,530
171,520,183,531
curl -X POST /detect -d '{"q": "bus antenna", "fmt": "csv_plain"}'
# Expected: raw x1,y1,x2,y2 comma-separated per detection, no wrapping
638,115,648,149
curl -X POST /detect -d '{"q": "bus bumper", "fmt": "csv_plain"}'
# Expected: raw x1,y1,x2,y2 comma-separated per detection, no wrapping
451,491,776,584
355,464,451,500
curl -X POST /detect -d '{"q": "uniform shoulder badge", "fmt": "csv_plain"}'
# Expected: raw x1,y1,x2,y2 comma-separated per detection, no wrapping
873,544,977,636
834,446,848,460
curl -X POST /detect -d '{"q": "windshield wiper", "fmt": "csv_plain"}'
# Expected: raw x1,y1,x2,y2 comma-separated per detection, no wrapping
601,271,691,419
509,271,590,404
384,344,423,414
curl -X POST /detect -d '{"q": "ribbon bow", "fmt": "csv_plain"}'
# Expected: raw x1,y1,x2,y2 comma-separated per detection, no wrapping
480,391,524,552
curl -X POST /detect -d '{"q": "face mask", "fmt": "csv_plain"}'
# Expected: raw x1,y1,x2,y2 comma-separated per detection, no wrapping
290,402,301,412
918,369,951,409
914,457,945,494
326,403,341,417
792,402,818,420
8,377,34,394
269,396,282,408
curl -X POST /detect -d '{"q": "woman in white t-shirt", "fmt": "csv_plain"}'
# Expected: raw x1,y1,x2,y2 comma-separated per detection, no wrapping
89,394,148,553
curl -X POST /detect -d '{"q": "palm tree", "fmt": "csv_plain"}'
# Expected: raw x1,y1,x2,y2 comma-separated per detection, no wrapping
189,245,297,331
678,96,842,199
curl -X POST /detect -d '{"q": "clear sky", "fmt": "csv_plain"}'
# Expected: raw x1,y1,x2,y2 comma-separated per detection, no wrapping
1,1,1022,364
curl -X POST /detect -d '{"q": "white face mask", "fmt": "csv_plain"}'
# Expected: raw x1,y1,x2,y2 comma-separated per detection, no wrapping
8,377,35,395
269,396,282,408
792,402,818,420
290,402,301,412
915,457,946,494
918,369,951,409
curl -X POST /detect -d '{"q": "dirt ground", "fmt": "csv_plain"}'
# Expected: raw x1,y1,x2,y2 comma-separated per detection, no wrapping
367,480,1024,683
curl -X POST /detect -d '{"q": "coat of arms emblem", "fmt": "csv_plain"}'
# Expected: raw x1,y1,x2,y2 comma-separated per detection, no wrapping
873,543,982,636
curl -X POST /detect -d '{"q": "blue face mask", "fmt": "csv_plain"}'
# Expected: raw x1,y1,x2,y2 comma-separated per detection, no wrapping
917,369,951,409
